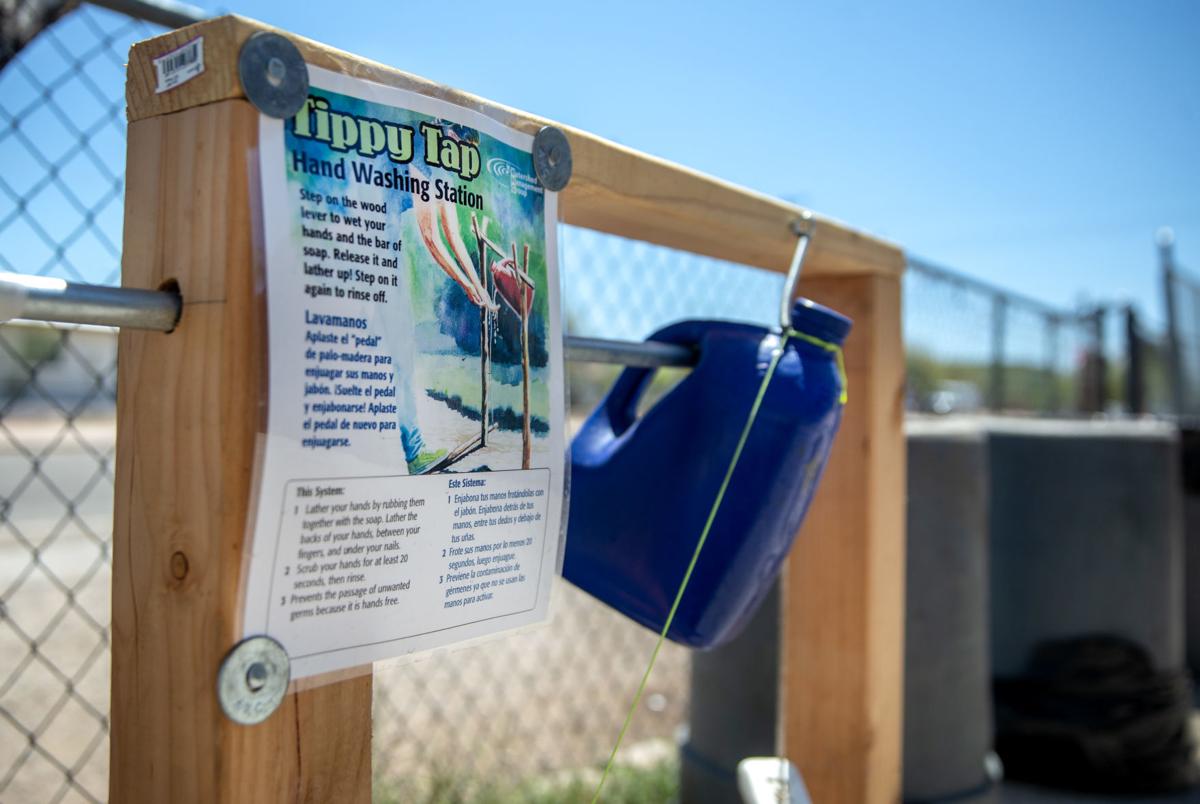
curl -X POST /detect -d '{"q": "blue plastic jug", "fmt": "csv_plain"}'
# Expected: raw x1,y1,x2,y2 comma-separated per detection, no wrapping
563,299,851,649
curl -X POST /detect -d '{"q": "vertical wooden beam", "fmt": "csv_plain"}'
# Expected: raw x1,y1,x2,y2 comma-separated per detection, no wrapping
782,268,907,803
111,99,372,804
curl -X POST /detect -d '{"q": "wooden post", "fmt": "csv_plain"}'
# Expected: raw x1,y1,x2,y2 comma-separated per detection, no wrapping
783,267,907,803
111,100,372,804
116,16,907,802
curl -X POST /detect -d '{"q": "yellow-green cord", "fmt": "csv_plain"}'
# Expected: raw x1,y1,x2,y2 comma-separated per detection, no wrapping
591,328,850,803
787,328,848,405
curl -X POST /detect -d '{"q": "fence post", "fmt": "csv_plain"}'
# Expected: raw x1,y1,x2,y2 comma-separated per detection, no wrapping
1093,307,1108,412
989,295,1007,411
1125,305,1145,415
1160,228,1186,415
1044,314,1061,413
110,85,372,804
1074,307,1106,414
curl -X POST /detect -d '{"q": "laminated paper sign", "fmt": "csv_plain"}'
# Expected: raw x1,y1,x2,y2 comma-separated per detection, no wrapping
245,67,565,679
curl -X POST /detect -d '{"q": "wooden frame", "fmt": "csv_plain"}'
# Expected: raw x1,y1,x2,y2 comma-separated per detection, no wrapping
114,15,906,803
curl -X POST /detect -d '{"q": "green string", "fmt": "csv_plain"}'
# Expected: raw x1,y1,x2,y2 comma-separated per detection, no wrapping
787,328,848,405
591,326,848,802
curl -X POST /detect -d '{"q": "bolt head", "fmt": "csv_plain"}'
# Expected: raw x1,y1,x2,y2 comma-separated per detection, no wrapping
217,635,290,725
238,33,309,120
532,126,572,192
266,57,286,88
246,662,269,692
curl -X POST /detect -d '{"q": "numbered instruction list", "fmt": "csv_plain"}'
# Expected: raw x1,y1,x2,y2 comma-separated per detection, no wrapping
270,471,550,660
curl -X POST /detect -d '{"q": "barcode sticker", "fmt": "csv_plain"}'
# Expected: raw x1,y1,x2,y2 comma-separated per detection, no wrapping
153,36,204,94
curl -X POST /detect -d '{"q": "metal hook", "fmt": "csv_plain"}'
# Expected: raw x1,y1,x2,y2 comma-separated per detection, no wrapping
779,211,814,331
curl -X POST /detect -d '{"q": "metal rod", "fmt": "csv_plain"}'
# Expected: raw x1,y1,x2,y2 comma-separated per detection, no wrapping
0,272,181,331
565,336,695,367
86,0,207,28
0,272,695,367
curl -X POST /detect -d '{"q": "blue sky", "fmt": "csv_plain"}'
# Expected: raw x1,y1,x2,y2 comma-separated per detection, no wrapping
175,0,1200,327
3,0,1194,332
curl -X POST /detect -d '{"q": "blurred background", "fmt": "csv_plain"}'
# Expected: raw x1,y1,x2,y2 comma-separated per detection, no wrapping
1,1,1198,802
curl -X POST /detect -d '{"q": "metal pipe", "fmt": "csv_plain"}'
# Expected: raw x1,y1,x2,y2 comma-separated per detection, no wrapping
0,272,181,331
0,272,695,367
86,0,207,28
565,336,694,368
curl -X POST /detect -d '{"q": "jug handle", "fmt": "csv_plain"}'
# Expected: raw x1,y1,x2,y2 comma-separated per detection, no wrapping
602,326,704,436
602,364,660,438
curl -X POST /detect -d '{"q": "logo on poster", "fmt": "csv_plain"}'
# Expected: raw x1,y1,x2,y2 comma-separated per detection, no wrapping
487,157,544,198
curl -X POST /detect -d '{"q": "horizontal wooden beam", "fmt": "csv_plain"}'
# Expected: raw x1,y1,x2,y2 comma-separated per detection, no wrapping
126,16,902,279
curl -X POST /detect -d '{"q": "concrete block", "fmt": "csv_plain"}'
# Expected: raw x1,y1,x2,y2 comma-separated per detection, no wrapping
987,419,1183,675
680,581,779,804
905,421,994,801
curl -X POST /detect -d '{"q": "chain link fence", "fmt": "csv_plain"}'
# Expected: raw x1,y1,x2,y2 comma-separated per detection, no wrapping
0,2,1190,802
903,257,1171,417
1,6,152,802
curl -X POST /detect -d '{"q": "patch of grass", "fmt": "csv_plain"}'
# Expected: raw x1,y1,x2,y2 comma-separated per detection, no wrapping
374,758,678,804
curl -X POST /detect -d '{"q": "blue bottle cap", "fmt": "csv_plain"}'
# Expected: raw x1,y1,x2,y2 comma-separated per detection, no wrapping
791,297,852,345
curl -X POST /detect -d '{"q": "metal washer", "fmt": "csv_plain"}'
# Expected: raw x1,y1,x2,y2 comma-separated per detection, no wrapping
532,126,572,192
217,635,290,725
238,32,309,120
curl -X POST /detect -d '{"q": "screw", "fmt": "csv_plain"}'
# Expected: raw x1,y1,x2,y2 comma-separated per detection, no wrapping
246,662,269,693
266,57,286,88
790,210,814,237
